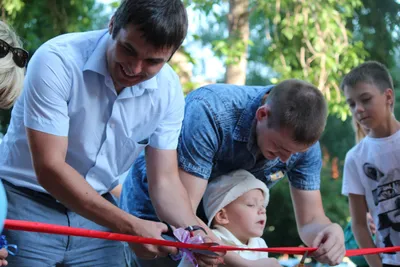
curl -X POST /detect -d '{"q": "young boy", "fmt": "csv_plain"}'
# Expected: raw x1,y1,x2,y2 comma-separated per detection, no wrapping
342,61,400,267
179,169,271,267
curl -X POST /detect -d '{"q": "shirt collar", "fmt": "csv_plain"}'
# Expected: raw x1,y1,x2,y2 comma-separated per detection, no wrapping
233,85,274,143
83,30,159,98
83,30,109,77
213,225,261,247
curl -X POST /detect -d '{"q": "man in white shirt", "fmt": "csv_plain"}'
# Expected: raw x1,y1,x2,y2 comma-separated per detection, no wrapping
0,1,215,266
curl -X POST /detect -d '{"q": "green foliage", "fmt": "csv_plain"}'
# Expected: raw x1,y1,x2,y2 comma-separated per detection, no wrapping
264,160,349,249
191,0,373,119
255,0,368,119
320,115,355,161
212,38,251,65
184,0,223,16
0,0,110,131
3,0,109,54
350,0,400,68
2,0,24,19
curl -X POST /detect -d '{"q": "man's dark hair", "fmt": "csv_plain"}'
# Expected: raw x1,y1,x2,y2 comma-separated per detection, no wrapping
266,79,328,145
112,0,188,51
340,61,394,93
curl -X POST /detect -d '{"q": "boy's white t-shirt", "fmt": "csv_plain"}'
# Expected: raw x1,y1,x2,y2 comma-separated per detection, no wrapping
342,130,400,265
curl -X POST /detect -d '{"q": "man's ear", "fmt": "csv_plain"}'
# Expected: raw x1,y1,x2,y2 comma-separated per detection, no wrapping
108,16,115,35
213,209,229,226
255,105,270,123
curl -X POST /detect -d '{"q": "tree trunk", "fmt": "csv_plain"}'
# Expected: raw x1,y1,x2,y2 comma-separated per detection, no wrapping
225,0,250,85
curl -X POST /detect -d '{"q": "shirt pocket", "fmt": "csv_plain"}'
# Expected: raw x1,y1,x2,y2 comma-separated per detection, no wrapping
116,137,149,175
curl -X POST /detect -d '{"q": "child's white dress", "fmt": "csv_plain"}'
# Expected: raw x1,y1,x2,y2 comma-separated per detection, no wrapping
178,225,268,266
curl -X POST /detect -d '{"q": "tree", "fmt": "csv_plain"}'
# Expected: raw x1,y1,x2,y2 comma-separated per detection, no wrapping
188,0,369,119
225,0,249,84
0,0,109,133
2,0,109,54
185,0,251,85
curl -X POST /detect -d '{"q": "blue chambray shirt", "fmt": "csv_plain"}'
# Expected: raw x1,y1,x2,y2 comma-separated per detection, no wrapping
120,84,322,221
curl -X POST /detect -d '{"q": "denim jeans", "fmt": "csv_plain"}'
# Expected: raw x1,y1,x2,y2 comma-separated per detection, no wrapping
2,180,125,267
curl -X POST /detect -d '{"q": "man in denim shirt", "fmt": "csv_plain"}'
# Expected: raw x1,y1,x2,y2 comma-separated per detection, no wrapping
120,79,345,267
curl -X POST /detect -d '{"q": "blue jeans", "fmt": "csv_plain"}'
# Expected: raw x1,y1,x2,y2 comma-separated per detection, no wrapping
2,180,125,267
123,242,178,267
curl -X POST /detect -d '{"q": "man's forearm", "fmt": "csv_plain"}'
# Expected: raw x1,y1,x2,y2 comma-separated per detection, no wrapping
149,176,199,227
353,224,381,267
38,162,136,233
298,215,331,246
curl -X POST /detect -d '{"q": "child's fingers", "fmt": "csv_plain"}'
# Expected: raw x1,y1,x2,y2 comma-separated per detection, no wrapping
0,259,8,266
0,249,7,258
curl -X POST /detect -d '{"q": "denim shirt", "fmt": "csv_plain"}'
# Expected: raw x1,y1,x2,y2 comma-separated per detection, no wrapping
120,84,322,221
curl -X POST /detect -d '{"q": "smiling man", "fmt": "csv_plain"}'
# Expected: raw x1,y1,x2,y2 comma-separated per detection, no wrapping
0,1,217,266
121,80,347,267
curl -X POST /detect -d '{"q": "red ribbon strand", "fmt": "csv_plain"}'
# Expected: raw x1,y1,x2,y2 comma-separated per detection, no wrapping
4,219,399,257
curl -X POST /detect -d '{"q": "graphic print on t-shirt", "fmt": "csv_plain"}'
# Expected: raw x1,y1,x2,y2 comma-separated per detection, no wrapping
364,162,400,253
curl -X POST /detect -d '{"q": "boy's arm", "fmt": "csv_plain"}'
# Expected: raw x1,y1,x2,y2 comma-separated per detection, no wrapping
349,193,382,267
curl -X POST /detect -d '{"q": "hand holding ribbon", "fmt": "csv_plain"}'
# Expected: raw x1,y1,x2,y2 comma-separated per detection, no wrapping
0,235,17,256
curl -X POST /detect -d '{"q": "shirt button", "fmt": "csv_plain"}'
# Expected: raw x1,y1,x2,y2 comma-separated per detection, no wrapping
109,123,115,128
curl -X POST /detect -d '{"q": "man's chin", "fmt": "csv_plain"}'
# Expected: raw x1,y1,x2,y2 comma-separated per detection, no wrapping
264,153,277,160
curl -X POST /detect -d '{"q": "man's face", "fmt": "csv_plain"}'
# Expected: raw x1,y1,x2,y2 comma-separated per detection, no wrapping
255,106,310,162
106,20,174,92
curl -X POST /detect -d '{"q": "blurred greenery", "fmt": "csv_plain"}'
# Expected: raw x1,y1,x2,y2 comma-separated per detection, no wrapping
264,159,349,251
0,0,110,132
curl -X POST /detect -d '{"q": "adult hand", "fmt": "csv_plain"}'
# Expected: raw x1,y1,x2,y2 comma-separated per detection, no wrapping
192,232,225,266
128,218,178,260
0,248,8,266
311,223,345,266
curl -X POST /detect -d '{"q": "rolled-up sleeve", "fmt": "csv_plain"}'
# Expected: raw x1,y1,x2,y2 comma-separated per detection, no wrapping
342,151,364,196
24,44,71,136
148,75,185,150
177,98,220,179
287,142,322,190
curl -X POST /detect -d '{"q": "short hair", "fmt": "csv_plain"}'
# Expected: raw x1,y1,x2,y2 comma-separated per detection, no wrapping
340,61,394,93
0,21,25,109
265,79,328,145
112,0,188,51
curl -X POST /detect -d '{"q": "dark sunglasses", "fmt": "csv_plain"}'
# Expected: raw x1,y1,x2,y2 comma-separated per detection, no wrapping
0,39,29,68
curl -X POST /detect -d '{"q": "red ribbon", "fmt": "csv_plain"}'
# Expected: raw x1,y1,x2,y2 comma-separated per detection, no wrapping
4,219,399,257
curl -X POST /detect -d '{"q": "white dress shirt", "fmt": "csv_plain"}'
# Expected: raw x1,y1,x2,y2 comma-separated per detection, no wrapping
0,29,184,195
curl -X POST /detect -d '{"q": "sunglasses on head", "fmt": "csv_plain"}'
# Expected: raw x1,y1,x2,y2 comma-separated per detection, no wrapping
0,39,29,68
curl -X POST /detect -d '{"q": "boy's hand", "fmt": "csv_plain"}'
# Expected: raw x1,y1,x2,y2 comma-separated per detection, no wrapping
0,248,8,266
